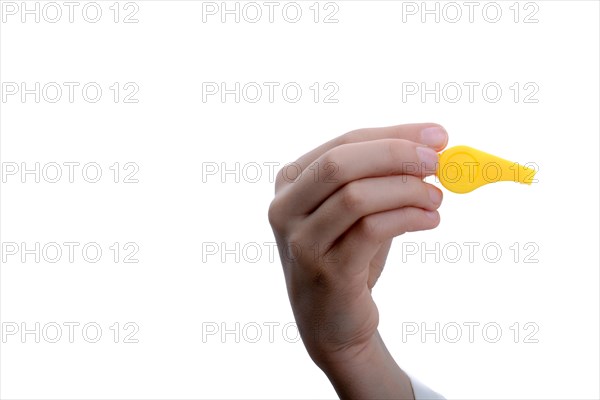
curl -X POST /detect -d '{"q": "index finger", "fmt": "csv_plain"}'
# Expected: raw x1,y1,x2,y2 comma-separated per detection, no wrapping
275,123,448,192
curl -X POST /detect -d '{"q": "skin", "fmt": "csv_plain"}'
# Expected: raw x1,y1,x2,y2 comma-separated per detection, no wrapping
268,123,449,399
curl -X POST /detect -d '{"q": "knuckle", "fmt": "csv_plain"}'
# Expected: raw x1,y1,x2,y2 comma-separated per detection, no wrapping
358,215,381,241
276,163,302,187
317,150,343,183
340,182,365,213
285,231,304,252
267,196,285,231
274,167,285,190
321,147,341,167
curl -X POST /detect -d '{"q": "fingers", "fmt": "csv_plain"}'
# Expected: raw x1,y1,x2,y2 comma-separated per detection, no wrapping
331,207,441,277
302,175,443,245
277,138,440,216
275,123,448,192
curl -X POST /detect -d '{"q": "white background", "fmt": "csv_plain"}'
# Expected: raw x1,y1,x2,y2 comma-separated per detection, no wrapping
1,1,599,399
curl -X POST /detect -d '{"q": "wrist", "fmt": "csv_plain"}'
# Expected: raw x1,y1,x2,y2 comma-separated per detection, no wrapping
317,331,415,400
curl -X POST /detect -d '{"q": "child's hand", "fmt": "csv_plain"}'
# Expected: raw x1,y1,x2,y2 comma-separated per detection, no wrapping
268,123,448,398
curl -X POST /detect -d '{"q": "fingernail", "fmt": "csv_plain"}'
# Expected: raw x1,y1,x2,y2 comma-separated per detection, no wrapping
416,146,439,172
424,210,439,220
420,126,448,148
428,186,442,205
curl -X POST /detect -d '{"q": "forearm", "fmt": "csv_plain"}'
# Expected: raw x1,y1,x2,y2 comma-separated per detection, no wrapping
318,331,415,400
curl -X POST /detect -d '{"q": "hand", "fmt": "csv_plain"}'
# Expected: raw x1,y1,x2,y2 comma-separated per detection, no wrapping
268,123,448,399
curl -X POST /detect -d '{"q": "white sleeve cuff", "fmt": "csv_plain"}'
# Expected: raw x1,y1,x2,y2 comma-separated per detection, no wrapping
407,374,446,400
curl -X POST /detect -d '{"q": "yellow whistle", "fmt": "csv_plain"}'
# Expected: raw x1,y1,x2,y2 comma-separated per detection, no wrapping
436,146,536,194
